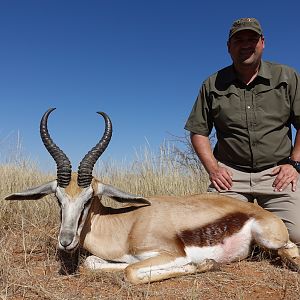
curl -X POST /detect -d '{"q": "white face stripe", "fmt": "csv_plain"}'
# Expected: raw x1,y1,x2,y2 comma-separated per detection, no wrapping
56,186,94,250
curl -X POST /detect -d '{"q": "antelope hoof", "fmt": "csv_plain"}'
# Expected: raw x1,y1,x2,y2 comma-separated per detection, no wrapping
196,259,220,273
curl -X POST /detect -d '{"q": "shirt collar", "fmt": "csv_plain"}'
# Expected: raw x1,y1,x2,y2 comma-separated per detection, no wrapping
226,60,272,84
215,60,271,91
257,60,272,80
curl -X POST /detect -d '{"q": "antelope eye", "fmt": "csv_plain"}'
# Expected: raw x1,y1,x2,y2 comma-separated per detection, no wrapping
82,198,92,209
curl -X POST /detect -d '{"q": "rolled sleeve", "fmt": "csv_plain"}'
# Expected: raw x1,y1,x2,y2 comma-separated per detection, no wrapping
290,71,300,129
184,84,213,136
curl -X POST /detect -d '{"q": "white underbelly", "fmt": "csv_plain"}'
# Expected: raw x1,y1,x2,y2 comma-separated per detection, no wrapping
185,219,253,263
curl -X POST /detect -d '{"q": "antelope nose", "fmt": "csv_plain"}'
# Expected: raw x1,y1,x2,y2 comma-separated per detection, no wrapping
59,231,74,248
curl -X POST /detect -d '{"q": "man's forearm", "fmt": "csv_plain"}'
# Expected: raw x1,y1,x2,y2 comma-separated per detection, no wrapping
190,133,218,175
291,130,300,161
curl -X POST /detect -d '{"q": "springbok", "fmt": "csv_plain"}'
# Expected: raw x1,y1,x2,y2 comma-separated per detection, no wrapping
5,108,300,284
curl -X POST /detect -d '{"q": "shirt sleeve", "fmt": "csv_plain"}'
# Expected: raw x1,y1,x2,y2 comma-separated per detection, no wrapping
184,83,213,136
290,70,300,130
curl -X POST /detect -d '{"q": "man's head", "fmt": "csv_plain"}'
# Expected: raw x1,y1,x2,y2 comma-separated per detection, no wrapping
227,17,264,70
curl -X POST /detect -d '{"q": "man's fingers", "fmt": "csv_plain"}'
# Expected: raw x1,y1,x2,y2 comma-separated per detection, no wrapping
210,166,233,191
212,180,221,192
272,165,298,192
212,176,232,191
292,179,297,192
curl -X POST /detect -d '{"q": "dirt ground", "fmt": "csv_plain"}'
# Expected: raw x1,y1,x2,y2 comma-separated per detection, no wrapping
3,239,300,300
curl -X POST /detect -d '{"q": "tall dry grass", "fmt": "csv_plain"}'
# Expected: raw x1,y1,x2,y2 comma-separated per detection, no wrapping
97,143,208,196
0,160,60,298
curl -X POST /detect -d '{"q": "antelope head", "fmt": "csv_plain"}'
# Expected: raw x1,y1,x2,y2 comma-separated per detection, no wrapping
6,108,149,252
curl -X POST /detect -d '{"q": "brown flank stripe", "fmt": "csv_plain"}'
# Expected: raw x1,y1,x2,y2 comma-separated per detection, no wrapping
177,212,250,247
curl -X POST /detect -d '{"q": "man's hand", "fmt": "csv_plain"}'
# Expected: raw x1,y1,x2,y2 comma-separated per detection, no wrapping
209,166,233,192
272,164,299,192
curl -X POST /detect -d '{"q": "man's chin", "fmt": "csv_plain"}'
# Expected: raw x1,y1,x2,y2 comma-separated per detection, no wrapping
240,54,260,65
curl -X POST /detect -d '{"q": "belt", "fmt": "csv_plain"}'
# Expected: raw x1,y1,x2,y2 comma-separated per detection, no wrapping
223,158,289,173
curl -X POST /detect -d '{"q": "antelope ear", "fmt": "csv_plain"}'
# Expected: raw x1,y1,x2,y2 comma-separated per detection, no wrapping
95,183,151,206
5,180,57,200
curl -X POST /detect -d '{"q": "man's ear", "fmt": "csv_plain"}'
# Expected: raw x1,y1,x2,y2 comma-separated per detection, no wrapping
5,180,57,200
94,182,151,206
261,35,265,49
227,40,231,53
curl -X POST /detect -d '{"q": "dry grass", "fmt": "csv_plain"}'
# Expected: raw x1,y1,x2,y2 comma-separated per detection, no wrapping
0,147,299,299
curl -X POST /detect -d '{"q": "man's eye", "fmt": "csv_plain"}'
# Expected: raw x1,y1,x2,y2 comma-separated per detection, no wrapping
232,37,259,44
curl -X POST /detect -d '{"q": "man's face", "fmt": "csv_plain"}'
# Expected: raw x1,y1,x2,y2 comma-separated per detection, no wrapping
227,30,264,67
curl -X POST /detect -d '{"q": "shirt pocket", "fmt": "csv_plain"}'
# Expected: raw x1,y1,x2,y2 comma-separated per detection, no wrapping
209,89,246,130
255,83,290,124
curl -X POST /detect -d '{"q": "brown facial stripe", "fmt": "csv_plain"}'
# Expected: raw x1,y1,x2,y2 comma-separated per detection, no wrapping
177,212,250,247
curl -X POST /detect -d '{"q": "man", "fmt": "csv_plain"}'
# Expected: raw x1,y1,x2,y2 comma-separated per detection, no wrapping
185,17,300,247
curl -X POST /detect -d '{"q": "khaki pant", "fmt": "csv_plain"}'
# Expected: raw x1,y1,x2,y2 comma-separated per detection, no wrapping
208,162,300,247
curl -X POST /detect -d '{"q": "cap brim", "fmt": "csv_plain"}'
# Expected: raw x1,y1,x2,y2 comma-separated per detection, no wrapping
230,27,262,38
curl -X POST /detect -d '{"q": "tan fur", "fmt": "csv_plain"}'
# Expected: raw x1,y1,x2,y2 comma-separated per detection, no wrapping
64,173,83,198
80,190,295,270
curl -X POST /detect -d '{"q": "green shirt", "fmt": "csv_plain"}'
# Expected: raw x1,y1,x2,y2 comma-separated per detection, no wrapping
185,61,300,171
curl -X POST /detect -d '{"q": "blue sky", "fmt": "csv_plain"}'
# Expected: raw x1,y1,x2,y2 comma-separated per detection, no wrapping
1,0,300,171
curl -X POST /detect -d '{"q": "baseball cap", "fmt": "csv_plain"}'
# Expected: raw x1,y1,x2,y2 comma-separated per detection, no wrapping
229,18,263,39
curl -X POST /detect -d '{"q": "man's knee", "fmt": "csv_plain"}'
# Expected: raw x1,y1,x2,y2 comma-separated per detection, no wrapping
285,222,300,248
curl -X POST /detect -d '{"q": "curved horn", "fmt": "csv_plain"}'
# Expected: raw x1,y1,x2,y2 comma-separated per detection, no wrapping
77,112,112,188
40,108,72,188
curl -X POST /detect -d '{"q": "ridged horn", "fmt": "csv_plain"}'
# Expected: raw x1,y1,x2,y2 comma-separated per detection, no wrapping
77,112,112,188
40,108,72,188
